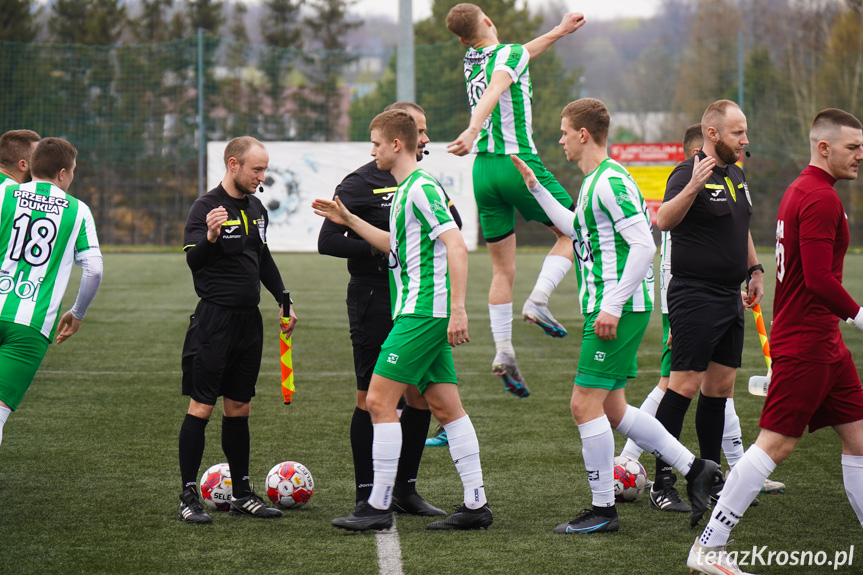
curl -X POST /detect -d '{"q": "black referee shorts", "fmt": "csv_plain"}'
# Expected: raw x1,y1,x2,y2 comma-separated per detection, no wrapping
667,277,744,372
346,280,393,391
181,300,263,405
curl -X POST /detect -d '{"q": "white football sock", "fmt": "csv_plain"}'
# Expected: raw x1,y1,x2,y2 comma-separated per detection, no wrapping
0,405,10,447
368,422,401,510
620,386,665,460
489,303,515,356
700,444,776,547
722,398,744,468
614,404,695,476
528,255,572,304
579,415,615,508
445,415,487,509
842,454,863,527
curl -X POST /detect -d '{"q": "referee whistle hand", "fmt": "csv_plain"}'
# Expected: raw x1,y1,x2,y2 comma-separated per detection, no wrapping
688,156,715,192
206,206,229,242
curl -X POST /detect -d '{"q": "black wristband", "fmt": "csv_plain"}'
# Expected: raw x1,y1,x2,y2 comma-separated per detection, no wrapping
747,263,764,283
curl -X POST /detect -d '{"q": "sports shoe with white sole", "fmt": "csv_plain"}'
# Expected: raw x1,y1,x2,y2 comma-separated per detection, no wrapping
178,486,212,524
491,352,530,398
760,478,785,494
426,504,493,530
554,508,620,534
230,492,283,518
649,474,691,513
522,300,568,338
687,539,756,575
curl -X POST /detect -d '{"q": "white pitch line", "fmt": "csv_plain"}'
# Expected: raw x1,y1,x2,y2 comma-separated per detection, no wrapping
376,517,404,575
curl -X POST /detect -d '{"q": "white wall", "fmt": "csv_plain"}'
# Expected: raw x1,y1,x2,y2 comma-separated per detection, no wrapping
207,142,478,252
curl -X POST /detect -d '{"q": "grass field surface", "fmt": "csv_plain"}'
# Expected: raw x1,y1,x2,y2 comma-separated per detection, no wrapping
2,251,861,574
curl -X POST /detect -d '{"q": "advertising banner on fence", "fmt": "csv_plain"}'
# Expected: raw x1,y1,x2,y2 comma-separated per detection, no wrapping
609,142,684,224
208,142,479,252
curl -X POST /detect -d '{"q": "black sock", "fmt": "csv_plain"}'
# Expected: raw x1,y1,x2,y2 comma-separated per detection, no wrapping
695,393,727,466
350,406,374,503
395,406,431,494
654,389,692,487
685,457,706,483
222,415,251,499
179,413,208,490
592,504,618,518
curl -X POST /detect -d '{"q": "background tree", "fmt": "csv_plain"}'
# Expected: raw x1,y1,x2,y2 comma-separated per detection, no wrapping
297,0,361,140
260,0,304,139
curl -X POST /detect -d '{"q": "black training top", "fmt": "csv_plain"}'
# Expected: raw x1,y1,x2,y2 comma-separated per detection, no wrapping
183,184,285,308
664,151,752,287
318,160,462,284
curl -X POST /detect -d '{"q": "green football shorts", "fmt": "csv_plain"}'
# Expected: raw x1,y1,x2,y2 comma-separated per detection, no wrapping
661,313,671,378
576,310,651,385
373,315,457,392
0,320,50,411
472,152,574,242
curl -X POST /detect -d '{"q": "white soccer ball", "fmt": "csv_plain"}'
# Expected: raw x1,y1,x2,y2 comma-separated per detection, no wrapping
613,455,648,502
265,461,314,509
200,463,233,510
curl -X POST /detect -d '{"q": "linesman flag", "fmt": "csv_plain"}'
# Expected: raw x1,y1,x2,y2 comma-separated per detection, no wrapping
751,303,771,369
281,290,295,405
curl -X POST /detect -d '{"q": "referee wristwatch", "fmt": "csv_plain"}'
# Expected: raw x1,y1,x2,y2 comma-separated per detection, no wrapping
747,263,764,285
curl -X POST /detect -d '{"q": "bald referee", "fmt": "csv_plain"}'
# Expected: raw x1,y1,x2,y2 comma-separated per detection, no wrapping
177,136,298,523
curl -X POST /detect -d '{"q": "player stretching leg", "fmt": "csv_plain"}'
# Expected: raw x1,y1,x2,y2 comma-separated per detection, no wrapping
688,109,863,574
513,99,721,534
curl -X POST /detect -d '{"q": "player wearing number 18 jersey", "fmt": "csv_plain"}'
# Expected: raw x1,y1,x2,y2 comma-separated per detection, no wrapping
0,137,103,446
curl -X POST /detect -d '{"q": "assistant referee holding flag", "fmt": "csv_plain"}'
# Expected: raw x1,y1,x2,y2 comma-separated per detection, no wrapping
177,136,298,523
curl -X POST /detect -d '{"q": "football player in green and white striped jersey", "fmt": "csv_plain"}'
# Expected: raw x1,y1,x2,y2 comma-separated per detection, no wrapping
512,98,721,535
0,137,103,446
446,4,586,398
314,109,493,532
0,129,40,188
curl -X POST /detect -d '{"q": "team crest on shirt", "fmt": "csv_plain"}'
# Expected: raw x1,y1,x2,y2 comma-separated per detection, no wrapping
257,218,266,243
429,199,447,213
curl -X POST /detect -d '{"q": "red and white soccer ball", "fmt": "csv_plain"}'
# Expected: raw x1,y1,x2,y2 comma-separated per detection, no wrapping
613,456,647,502
200,463,233,510
266,461,314,509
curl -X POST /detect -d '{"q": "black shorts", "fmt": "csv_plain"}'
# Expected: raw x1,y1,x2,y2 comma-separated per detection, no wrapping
347,280,392,391
181,300,263,405
667,277,744,372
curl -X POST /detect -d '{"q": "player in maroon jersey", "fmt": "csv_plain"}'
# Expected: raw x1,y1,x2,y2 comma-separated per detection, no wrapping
686,108,863,575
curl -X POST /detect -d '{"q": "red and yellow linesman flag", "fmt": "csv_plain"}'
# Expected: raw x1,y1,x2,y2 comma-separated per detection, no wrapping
281,290,295,405
751,303,771,369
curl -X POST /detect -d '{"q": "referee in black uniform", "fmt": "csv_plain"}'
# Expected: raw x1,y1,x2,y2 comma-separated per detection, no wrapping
318,102,461,517
177,136,298,523
650,100,764,523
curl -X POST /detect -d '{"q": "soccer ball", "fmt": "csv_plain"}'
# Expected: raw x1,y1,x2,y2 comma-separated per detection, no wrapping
200,463,233,510
265,461,314,509
613,456,647,502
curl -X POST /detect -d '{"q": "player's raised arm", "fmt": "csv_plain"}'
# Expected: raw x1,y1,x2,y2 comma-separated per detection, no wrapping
312,196,390,254
448,71,514,156
524,12,586,60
